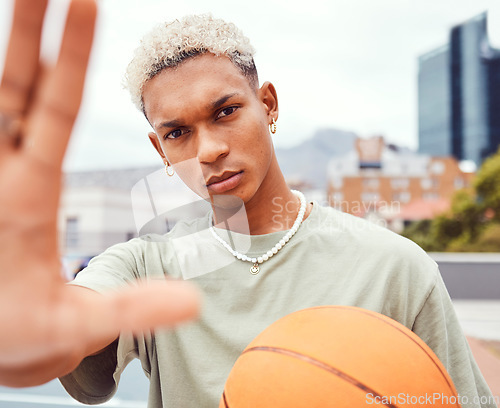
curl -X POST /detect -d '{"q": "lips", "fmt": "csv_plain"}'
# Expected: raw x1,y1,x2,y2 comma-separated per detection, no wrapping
206,171,243,194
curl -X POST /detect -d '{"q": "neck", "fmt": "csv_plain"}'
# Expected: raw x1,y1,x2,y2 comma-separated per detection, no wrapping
212,157,310,235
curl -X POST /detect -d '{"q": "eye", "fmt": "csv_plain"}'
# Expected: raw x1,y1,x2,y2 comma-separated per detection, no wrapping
217,106,239,119
165,128,189,140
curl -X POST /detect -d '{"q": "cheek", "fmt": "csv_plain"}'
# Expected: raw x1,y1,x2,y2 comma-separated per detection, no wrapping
170,157,207,193
163,144,199,176
240,109,273,147
163,143,193,164
253,125,273,158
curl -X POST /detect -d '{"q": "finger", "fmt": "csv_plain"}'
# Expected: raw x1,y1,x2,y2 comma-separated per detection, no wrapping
67,280,201,356
25,0,97,166
0,0,48,114
104,280,202,335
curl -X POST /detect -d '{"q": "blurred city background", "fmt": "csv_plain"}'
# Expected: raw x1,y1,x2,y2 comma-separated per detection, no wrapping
0,0,499,407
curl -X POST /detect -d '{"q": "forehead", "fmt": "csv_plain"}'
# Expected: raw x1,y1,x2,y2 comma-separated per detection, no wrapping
142,53,254,121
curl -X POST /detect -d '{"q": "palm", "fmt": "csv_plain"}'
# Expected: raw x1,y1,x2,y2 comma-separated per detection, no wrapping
0,0,199,387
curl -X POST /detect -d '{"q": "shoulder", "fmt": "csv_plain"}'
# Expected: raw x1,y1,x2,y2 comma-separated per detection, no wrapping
296,203,441,325
312,204,429,250
309,203,439,280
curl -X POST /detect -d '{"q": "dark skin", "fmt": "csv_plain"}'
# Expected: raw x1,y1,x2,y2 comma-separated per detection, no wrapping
0,0,199,387
0,0,312,389
144,54,312,235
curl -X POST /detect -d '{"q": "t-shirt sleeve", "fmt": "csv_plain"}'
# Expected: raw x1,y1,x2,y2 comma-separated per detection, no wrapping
68,239,146,293
59,239,153,404
412,271,498,408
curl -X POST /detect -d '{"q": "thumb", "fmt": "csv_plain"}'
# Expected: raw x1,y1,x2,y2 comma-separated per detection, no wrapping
76,279,201,349
107,280,201,334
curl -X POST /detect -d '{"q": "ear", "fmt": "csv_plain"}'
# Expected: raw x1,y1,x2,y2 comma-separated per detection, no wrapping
258,81,279,124
148,132,168,164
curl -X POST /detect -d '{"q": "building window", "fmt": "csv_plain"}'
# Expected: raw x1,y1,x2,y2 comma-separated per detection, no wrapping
421,178,439,189
359,161,382,169
331,192,344,202
391,178,409,189
331,176,343,189
454,177,465,189
361,192,380,202
362,178,380,189
421,178,432,190
430,161,445,174
392,192,411,203
66,217,79,249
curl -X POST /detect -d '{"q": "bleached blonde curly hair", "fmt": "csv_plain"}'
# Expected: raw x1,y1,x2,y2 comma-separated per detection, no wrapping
124,14,258,113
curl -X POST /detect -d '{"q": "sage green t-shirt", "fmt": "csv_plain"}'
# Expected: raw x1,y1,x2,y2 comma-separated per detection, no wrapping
60,203,497,408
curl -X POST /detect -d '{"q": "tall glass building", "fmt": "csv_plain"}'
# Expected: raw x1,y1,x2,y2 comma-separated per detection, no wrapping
418,13,500,166
418,46,451,157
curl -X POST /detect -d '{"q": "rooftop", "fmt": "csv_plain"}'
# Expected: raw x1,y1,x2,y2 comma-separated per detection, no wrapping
64,166,162,190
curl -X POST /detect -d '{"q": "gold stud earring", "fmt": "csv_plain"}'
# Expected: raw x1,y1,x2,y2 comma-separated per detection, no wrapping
165,162,175,177
270,118,277,134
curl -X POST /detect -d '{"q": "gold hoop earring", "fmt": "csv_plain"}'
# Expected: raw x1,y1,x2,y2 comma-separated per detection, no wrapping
270,118,277,134
165,163,175,177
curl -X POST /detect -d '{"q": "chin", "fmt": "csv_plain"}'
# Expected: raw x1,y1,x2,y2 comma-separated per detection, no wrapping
208,192,246,210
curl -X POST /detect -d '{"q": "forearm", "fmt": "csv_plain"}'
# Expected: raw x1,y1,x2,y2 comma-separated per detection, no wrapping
0,343,86,388
0,285,117,388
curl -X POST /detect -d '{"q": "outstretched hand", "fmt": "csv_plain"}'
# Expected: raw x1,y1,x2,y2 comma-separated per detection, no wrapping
0,0,199,387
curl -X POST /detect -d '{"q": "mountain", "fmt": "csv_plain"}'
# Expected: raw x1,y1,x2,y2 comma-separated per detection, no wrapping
275,128,358,190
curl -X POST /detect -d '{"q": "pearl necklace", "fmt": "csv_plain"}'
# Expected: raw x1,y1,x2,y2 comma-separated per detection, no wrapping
209,190,307,275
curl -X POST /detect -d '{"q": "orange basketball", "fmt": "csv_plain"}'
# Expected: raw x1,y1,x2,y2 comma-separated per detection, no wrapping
220,306,461,408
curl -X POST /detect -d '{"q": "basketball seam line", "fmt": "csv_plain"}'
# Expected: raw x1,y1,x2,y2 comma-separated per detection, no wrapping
294,305,458,394
222,391,229,408
241,346,398,408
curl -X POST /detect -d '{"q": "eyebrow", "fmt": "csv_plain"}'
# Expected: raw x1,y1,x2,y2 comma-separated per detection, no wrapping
157,119,182,130
156,93,241,130
210,92,240,110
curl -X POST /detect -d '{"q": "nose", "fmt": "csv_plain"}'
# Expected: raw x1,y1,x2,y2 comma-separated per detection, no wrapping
196,127,229,164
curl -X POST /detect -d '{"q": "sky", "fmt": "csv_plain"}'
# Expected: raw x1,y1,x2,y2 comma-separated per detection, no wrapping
0,0,499,171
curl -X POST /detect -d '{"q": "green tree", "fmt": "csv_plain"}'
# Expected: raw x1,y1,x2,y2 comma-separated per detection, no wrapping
401,219,443,251
474,147,500,222
448,188,483,242
402,148,500,252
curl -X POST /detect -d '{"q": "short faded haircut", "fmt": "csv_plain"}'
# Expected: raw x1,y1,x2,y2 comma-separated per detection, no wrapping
124,14,259,113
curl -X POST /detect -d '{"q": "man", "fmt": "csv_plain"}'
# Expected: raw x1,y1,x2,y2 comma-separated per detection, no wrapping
0,2,496,408
63,13,497,408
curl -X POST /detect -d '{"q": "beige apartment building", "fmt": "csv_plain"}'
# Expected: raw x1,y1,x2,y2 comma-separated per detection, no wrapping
327,136,475,230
